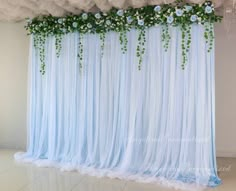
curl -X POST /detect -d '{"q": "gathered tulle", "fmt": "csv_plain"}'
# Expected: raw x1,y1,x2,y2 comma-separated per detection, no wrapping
16,25,221,190
15,152,220,191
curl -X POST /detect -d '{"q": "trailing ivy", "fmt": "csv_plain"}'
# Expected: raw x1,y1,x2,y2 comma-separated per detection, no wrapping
33,34,46,75
55,34,62,58
204,23,214,52
209,23,214,52
78,33,84,72
119,30,128,54
25,1,222,74
99,32,106,57
162,25,171,52
186,25,192,54
136,29,146,70
180,24,192,69
33,34,39,49
181,26,186,69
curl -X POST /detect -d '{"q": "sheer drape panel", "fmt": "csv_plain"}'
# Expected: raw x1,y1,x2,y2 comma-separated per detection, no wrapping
15,25,221,189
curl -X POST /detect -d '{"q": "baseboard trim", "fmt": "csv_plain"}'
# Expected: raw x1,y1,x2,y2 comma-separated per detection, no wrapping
216,150,236,158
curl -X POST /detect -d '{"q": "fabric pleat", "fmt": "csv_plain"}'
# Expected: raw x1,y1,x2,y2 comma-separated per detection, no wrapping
15,25,221,190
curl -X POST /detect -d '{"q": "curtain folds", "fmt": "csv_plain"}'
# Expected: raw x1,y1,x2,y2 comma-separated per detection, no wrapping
15,25,221,189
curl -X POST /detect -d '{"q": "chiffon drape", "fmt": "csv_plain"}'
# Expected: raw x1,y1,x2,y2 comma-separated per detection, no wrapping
15,25,221,189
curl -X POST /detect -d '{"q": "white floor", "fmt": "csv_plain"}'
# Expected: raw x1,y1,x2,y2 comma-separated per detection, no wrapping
0,150,235,191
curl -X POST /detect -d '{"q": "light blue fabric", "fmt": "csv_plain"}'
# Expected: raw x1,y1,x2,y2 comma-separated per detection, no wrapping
17,25,221,188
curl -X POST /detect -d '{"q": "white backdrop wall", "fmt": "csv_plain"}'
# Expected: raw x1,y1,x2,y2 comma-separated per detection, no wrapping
0,21,235,157
215,22,236,158
0,22,29,149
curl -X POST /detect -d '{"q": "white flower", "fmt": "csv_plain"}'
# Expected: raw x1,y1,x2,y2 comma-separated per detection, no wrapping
106,20,111,25
95,13,101,19
72,22,78,28
175,9,183,17
154,5,161,12
205,6,213,14
127,16,133,24
62,28,66,33
117,10,124,16
82,13,88,20
138,19,144,26
58,18,63,24
190,15,197,22
87,23,92,28
185,5,192,12
167,16,174,24
27,18,32,24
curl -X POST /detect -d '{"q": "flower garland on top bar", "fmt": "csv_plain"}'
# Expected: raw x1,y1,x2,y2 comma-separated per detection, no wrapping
25,1,222,74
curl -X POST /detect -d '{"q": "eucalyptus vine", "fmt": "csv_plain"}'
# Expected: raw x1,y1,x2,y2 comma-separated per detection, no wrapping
26,1,222,74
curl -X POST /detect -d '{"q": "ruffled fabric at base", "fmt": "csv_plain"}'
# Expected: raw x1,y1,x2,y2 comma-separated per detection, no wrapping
14,152,221,191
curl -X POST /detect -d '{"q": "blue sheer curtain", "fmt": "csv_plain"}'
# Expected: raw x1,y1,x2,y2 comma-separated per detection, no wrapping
15,25,221,189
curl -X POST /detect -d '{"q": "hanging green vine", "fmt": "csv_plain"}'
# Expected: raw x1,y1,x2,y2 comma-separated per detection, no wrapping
204,23,214,52
161,25,171,52
181,26,186,69
33,34,46,75
55,34,62,58
186,25,192,54
119,30,128,54
209,23,214,52
99,32,106,57
33,34,39,49
136,29,146,70
180,24,192,69
78,33,84,72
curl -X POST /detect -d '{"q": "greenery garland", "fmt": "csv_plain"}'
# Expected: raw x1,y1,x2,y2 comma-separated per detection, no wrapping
25,1,222,74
